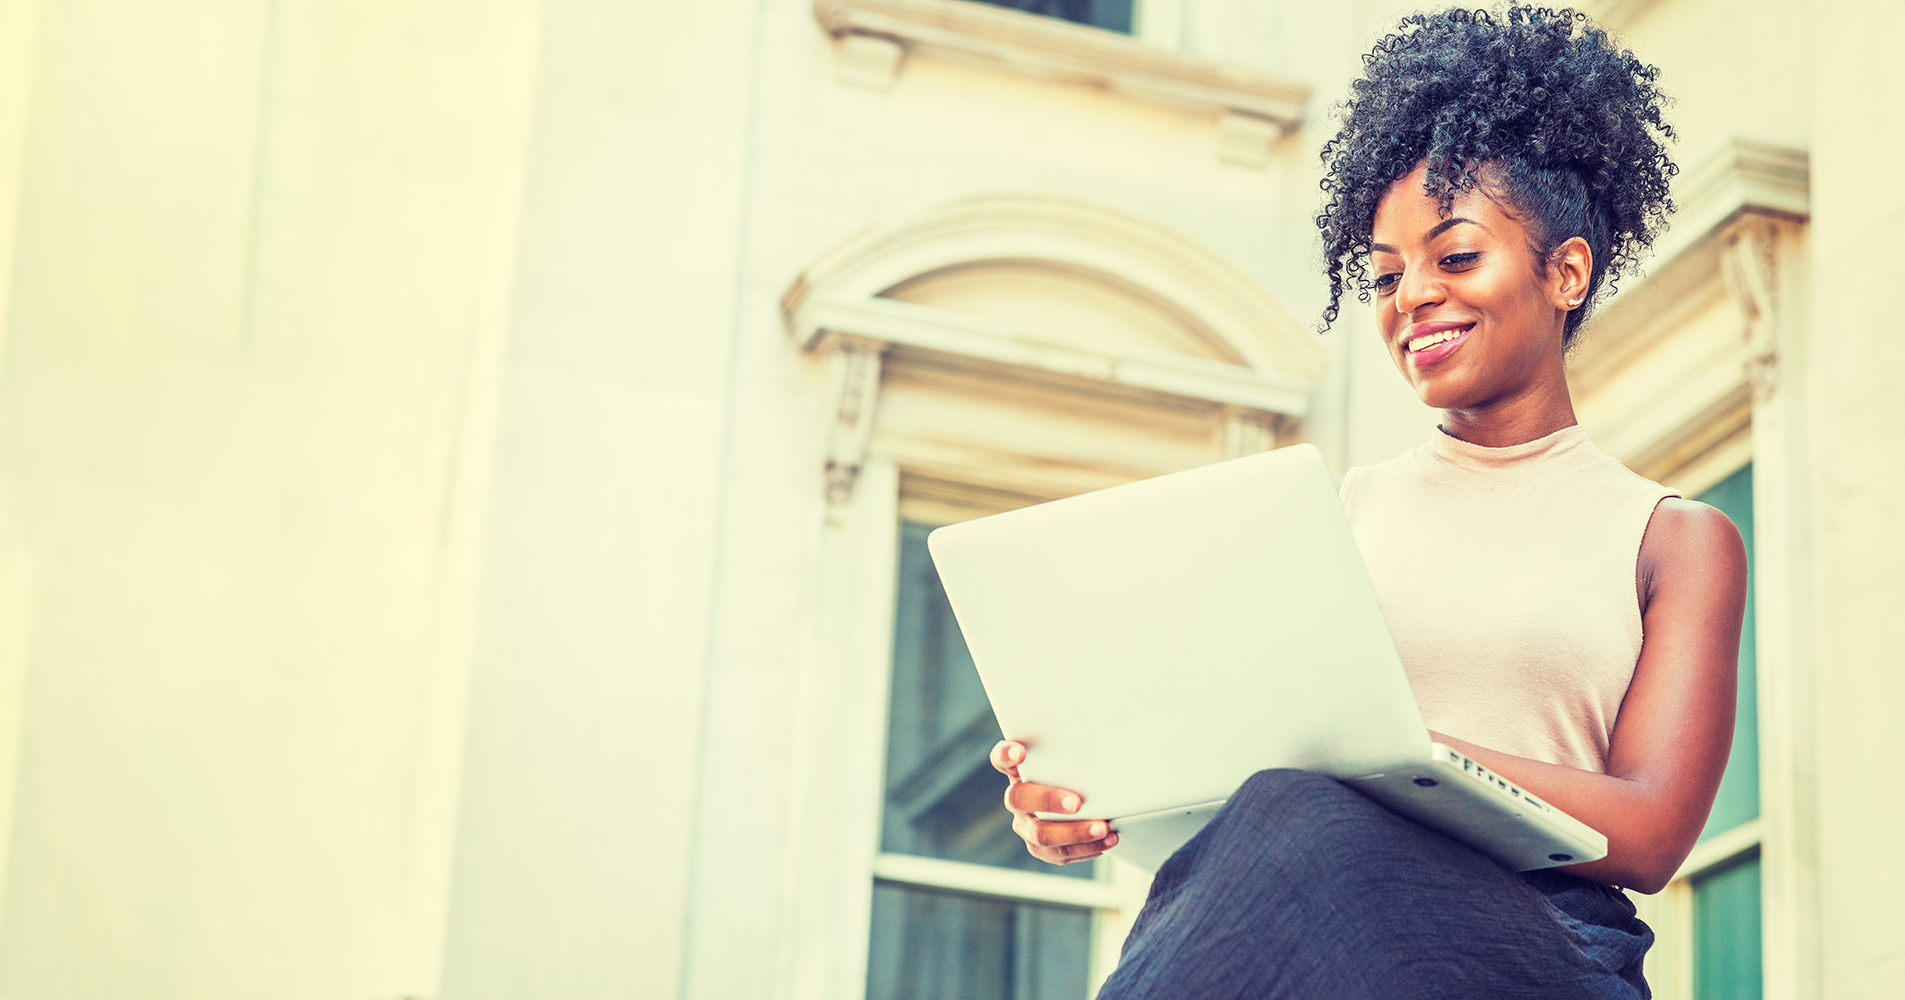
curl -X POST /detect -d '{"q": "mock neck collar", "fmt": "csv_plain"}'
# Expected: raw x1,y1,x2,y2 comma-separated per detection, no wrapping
1419,423,1611,488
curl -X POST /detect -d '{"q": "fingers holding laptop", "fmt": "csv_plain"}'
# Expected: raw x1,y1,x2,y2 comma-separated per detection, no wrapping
1010,807,1117,865
991,739,1119,865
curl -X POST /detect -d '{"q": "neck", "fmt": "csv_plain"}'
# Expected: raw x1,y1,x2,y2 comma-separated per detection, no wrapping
1437,366,1579,449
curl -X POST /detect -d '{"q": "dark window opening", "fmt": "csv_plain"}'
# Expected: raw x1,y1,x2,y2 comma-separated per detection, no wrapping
970,0,1135,34
867,882,1092,1000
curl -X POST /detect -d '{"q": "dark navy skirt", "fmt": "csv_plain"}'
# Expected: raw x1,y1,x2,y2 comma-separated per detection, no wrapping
1098,769,1653,999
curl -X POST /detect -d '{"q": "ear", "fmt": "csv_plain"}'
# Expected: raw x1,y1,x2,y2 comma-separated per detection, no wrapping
1551,237,1593,312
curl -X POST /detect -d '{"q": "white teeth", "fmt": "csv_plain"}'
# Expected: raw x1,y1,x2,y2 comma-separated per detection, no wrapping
1407,328,1467,352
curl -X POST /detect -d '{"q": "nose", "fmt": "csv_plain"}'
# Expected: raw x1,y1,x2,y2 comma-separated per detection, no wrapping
1393,264,1444,317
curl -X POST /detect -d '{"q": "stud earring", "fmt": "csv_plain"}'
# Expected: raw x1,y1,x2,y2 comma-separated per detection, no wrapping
1566,296,1583,308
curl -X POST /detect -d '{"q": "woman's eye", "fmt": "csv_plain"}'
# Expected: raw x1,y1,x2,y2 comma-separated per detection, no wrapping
1373,272,1401,292
1441,252,1482,269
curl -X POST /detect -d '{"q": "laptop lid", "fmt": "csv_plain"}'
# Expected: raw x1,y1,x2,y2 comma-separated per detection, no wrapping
927,444,1431,822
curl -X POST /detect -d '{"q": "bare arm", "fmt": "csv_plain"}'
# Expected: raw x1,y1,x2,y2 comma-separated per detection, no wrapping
1436,498,1748,893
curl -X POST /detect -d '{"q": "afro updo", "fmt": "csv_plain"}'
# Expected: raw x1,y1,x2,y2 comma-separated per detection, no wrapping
1315,5,1676,343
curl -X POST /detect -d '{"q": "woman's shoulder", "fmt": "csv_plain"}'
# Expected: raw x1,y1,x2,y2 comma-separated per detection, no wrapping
1643,497,1743,554
1638,497,1748,602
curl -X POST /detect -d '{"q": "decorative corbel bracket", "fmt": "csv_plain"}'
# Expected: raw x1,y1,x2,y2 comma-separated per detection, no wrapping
820,335,889,506
1719,217,1782,402
1217,112,1286,169
1220,407,1277,460
831,32,907,91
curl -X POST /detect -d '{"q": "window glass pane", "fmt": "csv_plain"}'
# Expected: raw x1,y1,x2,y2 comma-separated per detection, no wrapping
970,0,1135,33
1695,463,1758,839
883,522,1095,879
1693,853,1763,1000
866,881,1093,1000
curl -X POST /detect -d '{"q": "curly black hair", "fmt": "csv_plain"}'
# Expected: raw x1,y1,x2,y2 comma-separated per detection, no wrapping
1315,5,1676,343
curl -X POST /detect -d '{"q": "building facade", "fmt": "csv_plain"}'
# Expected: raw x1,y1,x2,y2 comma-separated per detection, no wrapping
0,0,1896,998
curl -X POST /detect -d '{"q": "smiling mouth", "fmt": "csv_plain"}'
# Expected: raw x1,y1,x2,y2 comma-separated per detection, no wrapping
1406,325,1473,352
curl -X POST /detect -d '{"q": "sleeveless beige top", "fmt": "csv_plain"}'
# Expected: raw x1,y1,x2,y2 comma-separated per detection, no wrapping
1339,425,1679,774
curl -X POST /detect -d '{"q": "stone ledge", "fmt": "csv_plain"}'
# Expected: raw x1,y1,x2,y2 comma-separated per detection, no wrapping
1588,138,1808,323
798,294,1317,417
1658,137,1809,267
813,0,1311,127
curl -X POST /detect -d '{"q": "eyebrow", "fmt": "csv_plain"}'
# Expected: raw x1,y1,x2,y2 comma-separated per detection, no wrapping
1368,217,1486,255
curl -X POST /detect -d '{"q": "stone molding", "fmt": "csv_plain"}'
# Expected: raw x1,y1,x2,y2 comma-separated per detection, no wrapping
832,32,908,91
1221,407,1278,459
785,193,1327,504
1578,139,1809,378
821,337,888,505
1655,138,1809,272
1719,217,1781,402
785,193,1329,385
812,0,1311,128
800,294,1316,416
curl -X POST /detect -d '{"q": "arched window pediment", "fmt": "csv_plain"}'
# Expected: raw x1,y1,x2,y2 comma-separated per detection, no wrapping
784,194,1328,504
784,193,1328,404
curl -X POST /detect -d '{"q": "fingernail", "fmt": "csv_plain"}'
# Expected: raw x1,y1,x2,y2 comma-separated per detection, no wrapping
1061,794,1080,812
1008,745,1021,762
1105,833,1119,847
1090,822,1107,837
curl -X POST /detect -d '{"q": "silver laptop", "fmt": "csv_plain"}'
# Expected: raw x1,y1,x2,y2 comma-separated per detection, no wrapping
926,443,1606,875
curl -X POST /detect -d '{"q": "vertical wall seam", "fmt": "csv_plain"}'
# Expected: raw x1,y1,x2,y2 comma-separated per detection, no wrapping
237,0,278,346
676,0,775,996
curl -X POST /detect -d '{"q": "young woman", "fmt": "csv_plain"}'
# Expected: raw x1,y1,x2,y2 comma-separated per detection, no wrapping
988,7,1746,997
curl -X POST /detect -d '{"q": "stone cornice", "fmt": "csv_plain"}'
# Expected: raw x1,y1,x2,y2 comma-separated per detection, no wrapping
813,0,1312,125
799,295,1317,418
1654,137,1809,269
1589,138,1808,321
783,193,1330,387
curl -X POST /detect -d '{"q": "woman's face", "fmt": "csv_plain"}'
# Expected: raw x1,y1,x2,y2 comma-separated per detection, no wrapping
1368,163,1580,413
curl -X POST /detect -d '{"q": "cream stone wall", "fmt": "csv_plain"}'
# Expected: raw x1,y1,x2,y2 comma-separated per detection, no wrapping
0,2,544,998
434,2,760,998
1803,0,1905,993
0,0,41,944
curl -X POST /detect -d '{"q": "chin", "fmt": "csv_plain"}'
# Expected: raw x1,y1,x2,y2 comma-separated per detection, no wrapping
1403,360,1495,411
1408,377,1469,410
